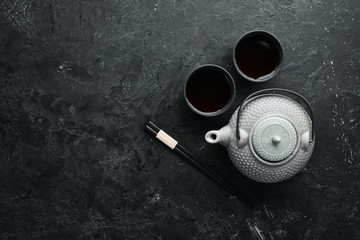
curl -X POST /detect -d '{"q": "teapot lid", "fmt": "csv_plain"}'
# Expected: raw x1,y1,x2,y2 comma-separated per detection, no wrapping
251,116,298,163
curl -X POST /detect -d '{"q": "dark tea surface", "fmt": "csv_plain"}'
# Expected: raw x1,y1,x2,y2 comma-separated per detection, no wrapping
185,68,231,112
235,35,281,79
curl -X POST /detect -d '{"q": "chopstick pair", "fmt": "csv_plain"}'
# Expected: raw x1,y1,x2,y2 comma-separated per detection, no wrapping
145,121,255,208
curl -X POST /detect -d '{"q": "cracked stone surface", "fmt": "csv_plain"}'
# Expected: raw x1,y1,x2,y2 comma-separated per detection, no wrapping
0,0,359,239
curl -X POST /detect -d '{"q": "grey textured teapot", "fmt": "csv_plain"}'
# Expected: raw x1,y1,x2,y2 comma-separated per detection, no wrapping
205,89,315,183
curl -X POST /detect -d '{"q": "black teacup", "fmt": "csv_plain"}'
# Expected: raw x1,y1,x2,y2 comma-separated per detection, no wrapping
184,64,235,117
233,31,283,82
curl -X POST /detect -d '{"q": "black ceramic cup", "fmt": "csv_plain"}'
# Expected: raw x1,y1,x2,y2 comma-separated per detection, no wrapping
233,31,283,82
184,64,236,117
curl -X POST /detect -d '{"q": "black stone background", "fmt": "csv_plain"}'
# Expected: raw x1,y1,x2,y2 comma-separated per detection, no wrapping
0,0,359,239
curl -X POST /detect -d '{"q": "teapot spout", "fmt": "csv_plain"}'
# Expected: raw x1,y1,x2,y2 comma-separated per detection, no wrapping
205,125,232,148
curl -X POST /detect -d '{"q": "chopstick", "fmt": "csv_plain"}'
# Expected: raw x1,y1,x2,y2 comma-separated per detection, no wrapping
145,121,255,208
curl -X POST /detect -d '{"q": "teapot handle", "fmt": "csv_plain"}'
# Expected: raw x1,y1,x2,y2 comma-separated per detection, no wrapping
236,88,314,143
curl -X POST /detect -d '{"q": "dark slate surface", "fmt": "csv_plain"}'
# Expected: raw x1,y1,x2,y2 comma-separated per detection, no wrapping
0,0,359,239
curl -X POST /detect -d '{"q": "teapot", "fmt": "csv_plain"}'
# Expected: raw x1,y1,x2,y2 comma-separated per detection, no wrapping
205,89,315,183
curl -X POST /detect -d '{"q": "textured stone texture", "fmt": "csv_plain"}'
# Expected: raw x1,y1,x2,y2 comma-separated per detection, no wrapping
0,0,359,239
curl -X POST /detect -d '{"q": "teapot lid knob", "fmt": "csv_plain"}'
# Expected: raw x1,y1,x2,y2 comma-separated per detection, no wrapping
272,136,281,145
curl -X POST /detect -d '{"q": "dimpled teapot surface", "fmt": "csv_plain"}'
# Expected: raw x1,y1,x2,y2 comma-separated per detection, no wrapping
205,89,315,183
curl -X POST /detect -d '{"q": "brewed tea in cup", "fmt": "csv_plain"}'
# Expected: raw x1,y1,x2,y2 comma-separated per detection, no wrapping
184,65,235,117
233,31,283,82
